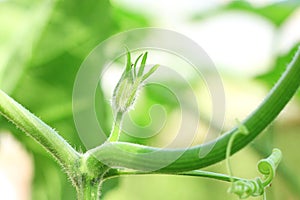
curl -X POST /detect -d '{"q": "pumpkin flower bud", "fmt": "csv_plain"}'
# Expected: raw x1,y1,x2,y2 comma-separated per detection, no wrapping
112,49,159,115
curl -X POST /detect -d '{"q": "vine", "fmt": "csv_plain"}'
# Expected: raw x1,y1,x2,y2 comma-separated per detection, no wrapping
0,47,299,199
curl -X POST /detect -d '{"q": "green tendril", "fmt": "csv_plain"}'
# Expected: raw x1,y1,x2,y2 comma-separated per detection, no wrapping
225,120,282,199
109,49,159,142
228,148,282,199
257,148,282,187
226,120,249,181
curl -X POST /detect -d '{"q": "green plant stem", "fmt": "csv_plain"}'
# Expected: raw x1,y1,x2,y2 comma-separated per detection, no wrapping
77,178,102,200
0,90,80,172
110,169,241,183
108,112,123,142
87,47,300,172
73,155,109,200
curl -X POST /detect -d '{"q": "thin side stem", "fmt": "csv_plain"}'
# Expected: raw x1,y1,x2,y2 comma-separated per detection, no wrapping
109,169,242,183
87,47,300,172
107,112,123,142
0,90,80,171
226,123,248,182
226,132,237,182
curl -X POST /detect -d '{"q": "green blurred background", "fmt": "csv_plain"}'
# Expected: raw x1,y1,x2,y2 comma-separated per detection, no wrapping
0,0,300,199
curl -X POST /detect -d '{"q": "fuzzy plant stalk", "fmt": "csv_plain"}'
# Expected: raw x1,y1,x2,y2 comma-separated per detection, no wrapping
0,47,299,199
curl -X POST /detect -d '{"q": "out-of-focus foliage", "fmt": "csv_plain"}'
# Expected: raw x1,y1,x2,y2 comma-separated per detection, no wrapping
192,1,300,27
256,43,300,99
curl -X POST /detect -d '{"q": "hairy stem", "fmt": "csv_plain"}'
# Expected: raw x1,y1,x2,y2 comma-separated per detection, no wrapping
107,112,123,142
74,155,108,200
0,90,80,172
77,178,102,200
87,47,300,172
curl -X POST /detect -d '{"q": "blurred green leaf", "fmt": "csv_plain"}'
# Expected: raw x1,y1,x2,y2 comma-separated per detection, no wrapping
95,83,112,137
0,0,54,93
256,43,300,99
30,0,118,67
112,6,149,30
192,1,300,27
144,83,180,109
101,178,120,198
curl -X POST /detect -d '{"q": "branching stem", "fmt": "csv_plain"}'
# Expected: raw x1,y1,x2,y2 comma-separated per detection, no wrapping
0,90,80,173
87,47,300,172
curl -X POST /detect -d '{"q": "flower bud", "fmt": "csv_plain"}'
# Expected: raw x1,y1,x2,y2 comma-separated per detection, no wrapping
112,49,159,115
